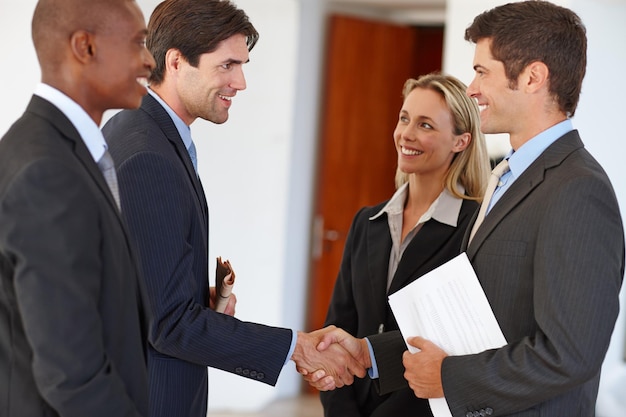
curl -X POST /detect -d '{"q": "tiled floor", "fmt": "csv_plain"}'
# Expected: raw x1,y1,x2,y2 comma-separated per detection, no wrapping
209,395,323,417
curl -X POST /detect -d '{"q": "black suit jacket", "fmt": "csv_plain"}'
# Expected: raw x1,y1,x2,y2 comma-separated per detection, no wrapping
321,196,479,417
102,94,292,417
370,131,625,417
0,96,150,417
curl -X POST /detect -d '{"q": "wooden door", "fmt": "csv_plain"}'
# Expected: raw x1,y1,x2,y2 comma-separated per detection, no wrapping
306,16,444,333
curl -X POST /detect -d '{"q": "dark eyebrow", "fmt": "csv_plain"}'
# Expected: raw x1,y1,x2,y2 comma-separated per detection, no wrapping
223,58,250,65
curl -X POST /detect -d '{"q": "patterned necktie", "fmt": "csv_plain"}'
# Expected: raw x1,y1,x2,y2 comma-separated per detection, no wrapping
468,158,510,244
97,149,121,210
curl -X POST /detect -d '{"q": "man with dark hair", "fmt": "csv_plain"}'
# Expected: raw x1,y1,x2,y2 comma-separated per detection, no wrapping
309,1,624,416
400,1,624,416
0,0,155,416
102,1,361,416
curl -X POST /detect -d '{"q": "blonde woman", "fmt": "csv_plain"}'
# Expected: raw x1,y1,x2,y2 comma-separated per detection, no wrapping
320,73,489,417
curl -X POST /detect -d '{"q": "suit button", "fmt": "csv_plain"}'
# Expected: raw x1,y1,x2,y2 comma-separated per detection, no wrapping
250,371,257,378
235,367,243,375
479,410,486,417
257,372,264,380
473,412,480,417
485,408,493,415
242,369,250,376
466,413,473,417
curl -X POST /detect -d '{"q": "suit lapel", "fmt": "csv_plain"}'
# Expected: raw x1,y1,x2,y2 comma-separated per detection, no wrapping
26,96,145,290
140,95,209,227
466,130,584,259
366,214,393,321
388,220,452,294
28,96,122,217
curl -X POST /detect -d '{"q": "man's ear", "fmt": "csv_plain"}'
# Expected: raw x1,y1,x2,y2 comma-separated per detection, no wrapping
523,61,549,94
164,48,185,75
69,30,95,63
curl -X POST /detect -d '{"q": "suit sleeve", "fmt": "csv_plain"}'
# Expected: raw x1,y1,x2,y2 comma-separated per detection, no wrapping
1,159,142,417
443,169,624,416
116,150,291,385
367,330,408,394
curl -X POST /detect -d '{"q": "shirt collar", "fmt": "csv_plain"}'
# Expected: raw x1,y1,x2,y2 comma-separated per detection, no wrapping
369,182,464,227
34,83,107,163
148,88,193,149
508,119,573,179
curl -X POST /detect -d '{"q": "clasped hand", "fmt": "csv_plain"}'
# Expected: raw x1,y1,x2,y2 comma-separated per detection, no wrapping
295,328,447,397
291,326,370,390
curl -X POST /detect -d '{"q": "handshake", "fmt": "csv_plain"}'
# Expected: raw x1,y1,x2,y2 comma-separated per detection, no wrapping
290,325,370,391
214,287,446,396
289,325,448,398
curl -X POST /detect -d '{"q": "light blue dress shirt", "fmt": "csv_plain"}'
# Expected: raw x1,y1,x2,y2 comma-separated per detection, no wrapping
148,89,196,170
487,119,573,214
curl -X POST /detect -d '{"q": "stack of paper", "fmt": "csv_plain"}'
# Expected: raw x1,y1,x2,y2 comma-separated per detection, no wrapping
388,253,507,417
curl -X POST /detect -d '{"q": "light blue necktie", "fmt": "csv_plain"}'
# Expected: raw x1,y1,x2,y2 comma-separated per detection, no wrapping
187,141,198,174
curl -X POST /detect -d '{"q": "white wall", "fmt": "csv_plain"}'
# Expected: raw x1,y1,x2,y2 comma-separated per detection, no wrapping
0,1,39,128
1,0,624,414
571,3,626,415
444,1,626,416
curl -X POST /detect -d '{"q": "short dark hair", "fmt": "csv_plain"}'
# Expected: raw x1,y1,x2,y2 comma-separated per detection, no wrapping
147,0,259,85
465,0,586,117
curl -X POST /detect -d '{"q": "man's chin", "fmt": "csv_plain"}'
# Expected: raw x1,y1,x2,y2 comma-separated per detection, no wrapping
205,114,229,124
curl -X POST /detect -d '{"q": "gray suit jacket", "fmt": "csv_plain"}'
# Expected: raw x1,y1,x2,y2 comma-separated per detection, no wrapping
0,96,150,417
102,94,292,417
372,130,624,417
447,130,624,416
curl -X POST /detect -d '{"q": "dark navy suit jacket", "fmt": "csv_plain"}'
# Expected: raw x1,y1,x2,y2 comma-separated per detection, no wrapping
102,94,292,417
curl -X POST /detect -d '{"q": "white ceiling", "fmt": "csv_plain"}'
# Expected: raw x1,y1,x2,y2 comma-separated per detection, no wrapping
330,0,445,6
327,0,446,25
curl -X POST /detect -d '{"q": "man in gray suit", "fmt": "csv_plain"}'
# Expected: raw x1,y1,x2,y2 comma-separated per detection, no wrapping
0,0,156,416
309,2,625,416
400,1,624,416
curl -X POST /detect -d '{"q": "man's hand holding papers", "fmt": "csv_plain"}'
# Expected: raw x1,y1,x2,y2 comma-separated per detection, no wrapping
403,336,447,398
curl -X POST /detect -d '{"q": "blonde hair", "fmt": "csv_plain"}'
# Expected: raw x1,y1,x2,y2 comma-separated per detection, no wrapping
394,73,489,201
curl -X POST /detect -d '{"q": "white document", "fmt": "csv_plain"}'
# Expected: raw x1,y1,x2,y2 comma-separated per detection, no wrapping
388,252,507,417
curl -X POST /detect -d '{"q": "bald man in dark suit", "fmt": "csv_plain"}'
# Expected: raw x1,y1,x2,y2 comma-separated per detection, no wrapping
0,0,156,416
